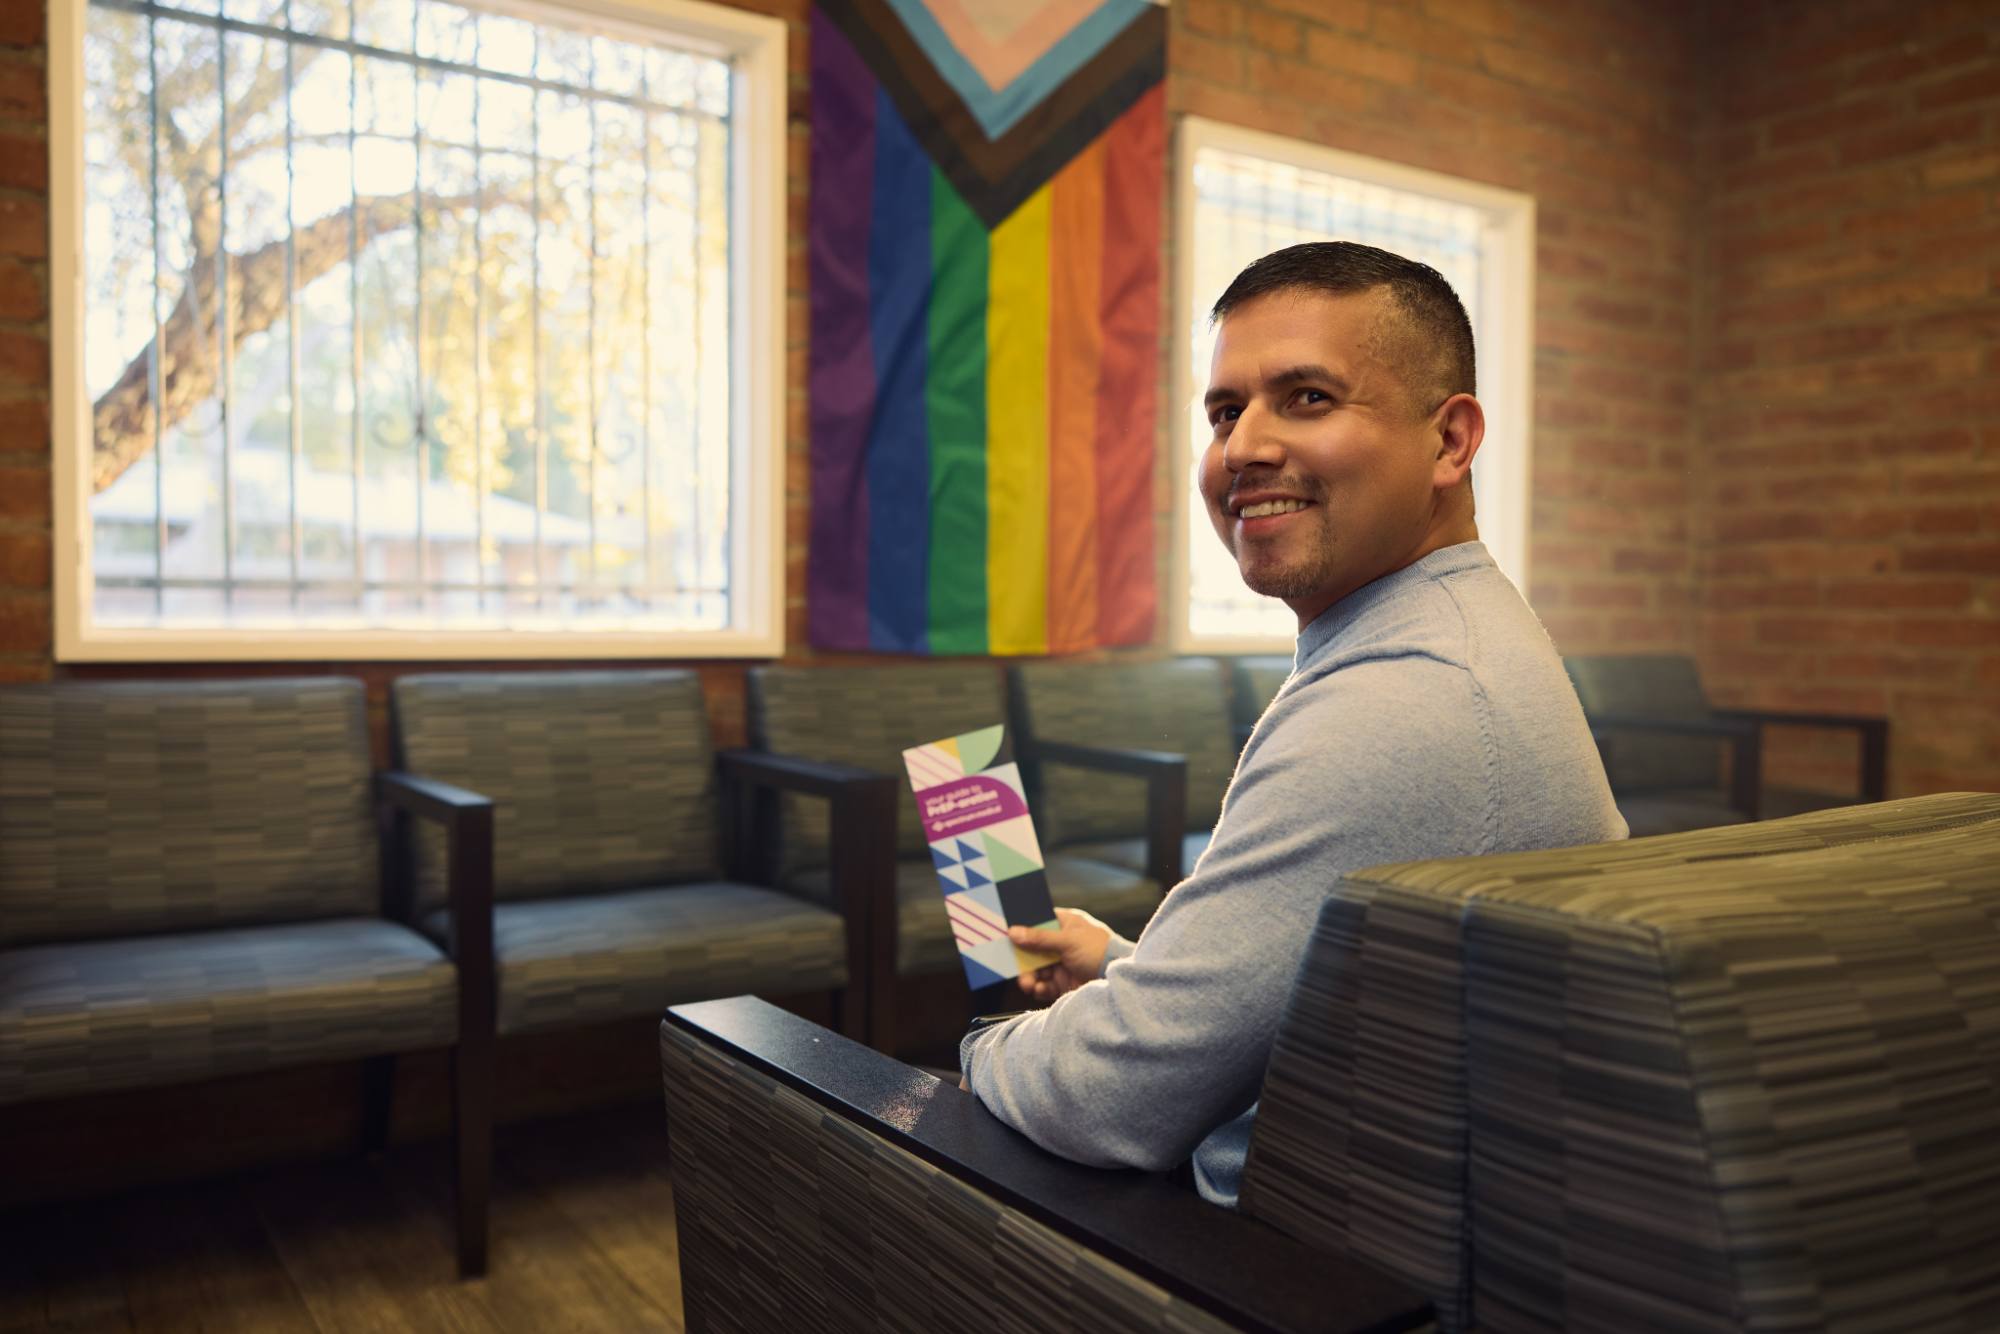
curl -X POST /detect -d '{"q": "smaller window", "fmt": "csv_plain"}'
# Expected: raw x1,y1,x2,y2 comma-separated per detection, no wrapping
1172,119,1535,652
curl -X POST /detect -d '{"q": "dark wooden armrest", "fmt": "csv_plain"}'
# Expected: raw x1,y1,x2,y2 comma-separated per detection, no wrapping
1031,738,1184,777
1587,714,1764,820
375,770,494,1061
717,747,892,799
376,769,493,823
714,749,898,1046
1711,710,1889,801
1030,741,1189,890
663,997,1432,1334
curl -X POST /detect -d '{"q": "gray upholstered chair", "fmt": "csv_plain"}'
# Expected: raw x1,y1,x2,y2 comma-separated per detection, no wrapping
1008,658,1237,886
748,662,1167,1055
1229,654,1293,750
1565,653,1889,836
0,678,493,1275
390,671,876,1047
661,791,2000,1333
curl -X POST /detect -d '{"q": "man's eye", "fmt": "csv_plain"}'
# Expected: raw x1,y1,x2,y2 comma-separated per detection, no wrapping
1295,389,1332,407
1211,405,1241,426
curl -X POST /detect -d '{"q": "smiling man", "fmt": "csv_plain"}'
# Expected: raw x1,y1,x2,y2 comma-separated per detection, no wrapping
958,241,1626,1207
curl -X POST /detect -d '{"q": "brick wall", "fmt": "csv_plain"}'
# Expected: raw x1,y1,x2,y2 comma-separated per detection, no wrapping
0,1,48,684
13,1,1996,799
1699,0,2000,795
1174,0,1704,656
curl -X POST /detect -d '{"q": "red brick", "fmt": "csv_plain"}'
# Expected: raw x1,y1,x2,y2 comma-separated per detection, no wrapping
0,592,48,653
0,198,43,259
1901,541,2000,575
0,53,40,121
1840,110,1982,165
0,529,48,588
0,2,42,46
0,465,48,521
1179,0,1240,39
1172,31,1247,87
0,255,39,322
1304,29,1418,85
1822,578,1973,610
1913,64,2000,110
0,130,42,193
1766,94,1896,149
1247,11,1303,54
1266,0,1366,29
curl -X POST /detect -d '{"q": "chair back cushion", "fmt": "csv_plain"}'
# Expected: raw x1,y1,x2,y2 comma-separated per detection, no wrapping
749,663,1003,878
1564,653,1721,790
1231,655,1293,732
393,671,721,908
1012,658,1236,845
0,678,377,947
1240,791,2000,1332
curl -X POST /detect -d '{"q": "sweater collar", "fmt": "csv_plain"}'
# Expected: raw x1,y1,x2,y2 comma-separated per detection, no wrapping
1293,540,1495,667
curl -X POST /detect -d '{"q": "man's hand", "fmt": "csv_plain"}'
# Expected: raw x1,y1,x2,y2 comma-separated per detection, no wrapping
1009,907,1114,1004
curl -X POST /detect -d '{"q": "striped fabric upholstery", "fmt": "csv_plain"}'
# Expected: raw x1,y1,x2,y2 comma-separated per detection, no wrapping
0,919,457,1104
660,1021,1236,1334
1230,655,1292,732
1013,659,1237,845
422,883,847,1037
749,663,1005,880
1564,654,1721,791
0,679,378,947
1240,791,2000,1333
1059,831,1213,882
393,672,723,910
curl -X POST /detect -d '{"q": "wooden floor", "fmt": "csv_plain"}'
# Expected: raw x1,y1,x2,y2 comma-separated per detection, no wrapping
0,1100,685,1333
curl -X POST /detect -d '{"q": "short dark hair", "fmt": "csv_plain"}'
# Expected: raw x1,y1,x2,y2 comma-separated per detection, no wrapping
1210,241,1476,409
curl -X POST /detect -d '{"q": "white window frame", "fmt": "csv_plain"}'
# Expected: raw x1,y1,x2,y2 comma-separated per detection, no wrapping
1170,117,1536,655
48,0,787,661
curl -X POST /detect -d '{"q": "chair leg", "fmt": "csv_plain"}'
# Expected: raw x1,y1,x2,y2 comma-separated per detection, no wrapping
869,973,899,1058
452,1033,493,1278
360,1054,396,1153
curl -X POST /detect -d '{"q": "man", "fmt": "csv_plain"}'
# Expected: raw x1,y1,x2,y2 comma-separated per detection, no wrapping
958,241,1626,1206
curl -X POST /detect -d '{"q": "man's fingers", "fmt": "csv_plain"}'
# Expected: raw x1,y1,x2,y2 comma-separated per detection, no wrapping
1008,924,1064,951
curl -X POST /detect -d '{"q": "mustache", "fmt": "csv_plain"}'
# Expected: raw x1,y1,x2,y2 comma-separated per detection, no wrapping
1224,471,1326,507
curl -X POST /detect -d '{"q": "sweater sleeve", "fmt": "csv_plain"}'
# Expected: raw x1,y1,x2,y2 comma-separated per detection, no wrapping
960,654,1494,1172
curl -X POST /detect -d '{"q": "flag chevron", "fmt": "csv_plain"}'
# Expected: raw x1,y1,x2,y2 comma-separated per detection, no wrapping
807,2,1165,656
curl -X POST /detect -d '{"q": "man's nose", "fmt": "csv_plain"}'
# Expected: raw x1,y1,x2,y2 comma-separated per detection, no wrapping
1221,402,1285,473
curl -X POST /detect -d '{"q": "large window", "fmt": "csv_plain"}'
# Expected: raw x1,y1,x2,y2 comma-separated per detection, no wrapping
51,0,785,659
1172,119,1534,652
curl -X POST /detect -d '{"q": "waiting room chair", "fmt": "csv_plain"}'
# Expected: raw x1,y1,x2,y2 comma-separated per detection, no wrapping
0,678,493,1275
1566,653,1888,835
1229,654,1293,750
748,662,1171,1055
389,669,877,1046
662,791,2000,1332
1008,657,1237,886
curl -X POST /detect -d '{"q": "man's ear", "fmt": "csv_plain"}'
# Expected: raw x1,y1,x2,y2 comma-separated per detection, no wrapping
1431,393,1484,491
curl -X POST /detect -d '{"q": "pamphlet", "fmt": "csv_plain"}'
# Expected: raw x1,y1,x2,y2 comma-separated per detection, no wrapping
901,725,1058,990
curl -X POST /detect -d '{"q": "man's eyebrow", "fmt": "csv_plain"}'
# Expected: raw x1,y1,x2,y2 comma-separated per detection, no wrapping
1266,364,1349,393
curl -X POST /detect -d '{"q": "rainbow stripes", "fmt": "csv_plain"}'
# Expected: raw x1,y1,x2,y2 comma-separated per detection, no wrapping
807,6,1164,655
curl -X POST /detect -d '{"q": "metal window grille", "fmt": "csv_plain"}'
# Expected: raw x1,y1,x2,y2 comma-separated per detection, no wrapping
1186,144,1487,643
81,0,736,634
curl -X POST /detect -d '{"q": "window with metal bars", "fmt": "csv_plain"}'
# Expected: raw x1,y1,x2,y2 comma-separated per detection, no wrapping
60,0,786,658
1173,121,1535,653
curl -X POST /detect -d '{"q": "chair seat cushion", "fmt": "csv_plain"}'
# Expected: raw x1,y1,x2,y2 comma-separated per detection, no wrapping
0,919,456,1106
424,883,848,1037
1061,831,1214,883
790,856,1163,976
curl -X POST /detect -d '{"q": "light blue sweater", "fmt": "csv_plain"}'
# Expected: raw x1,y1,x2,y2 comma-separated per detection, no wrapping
960,541,1627,1205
